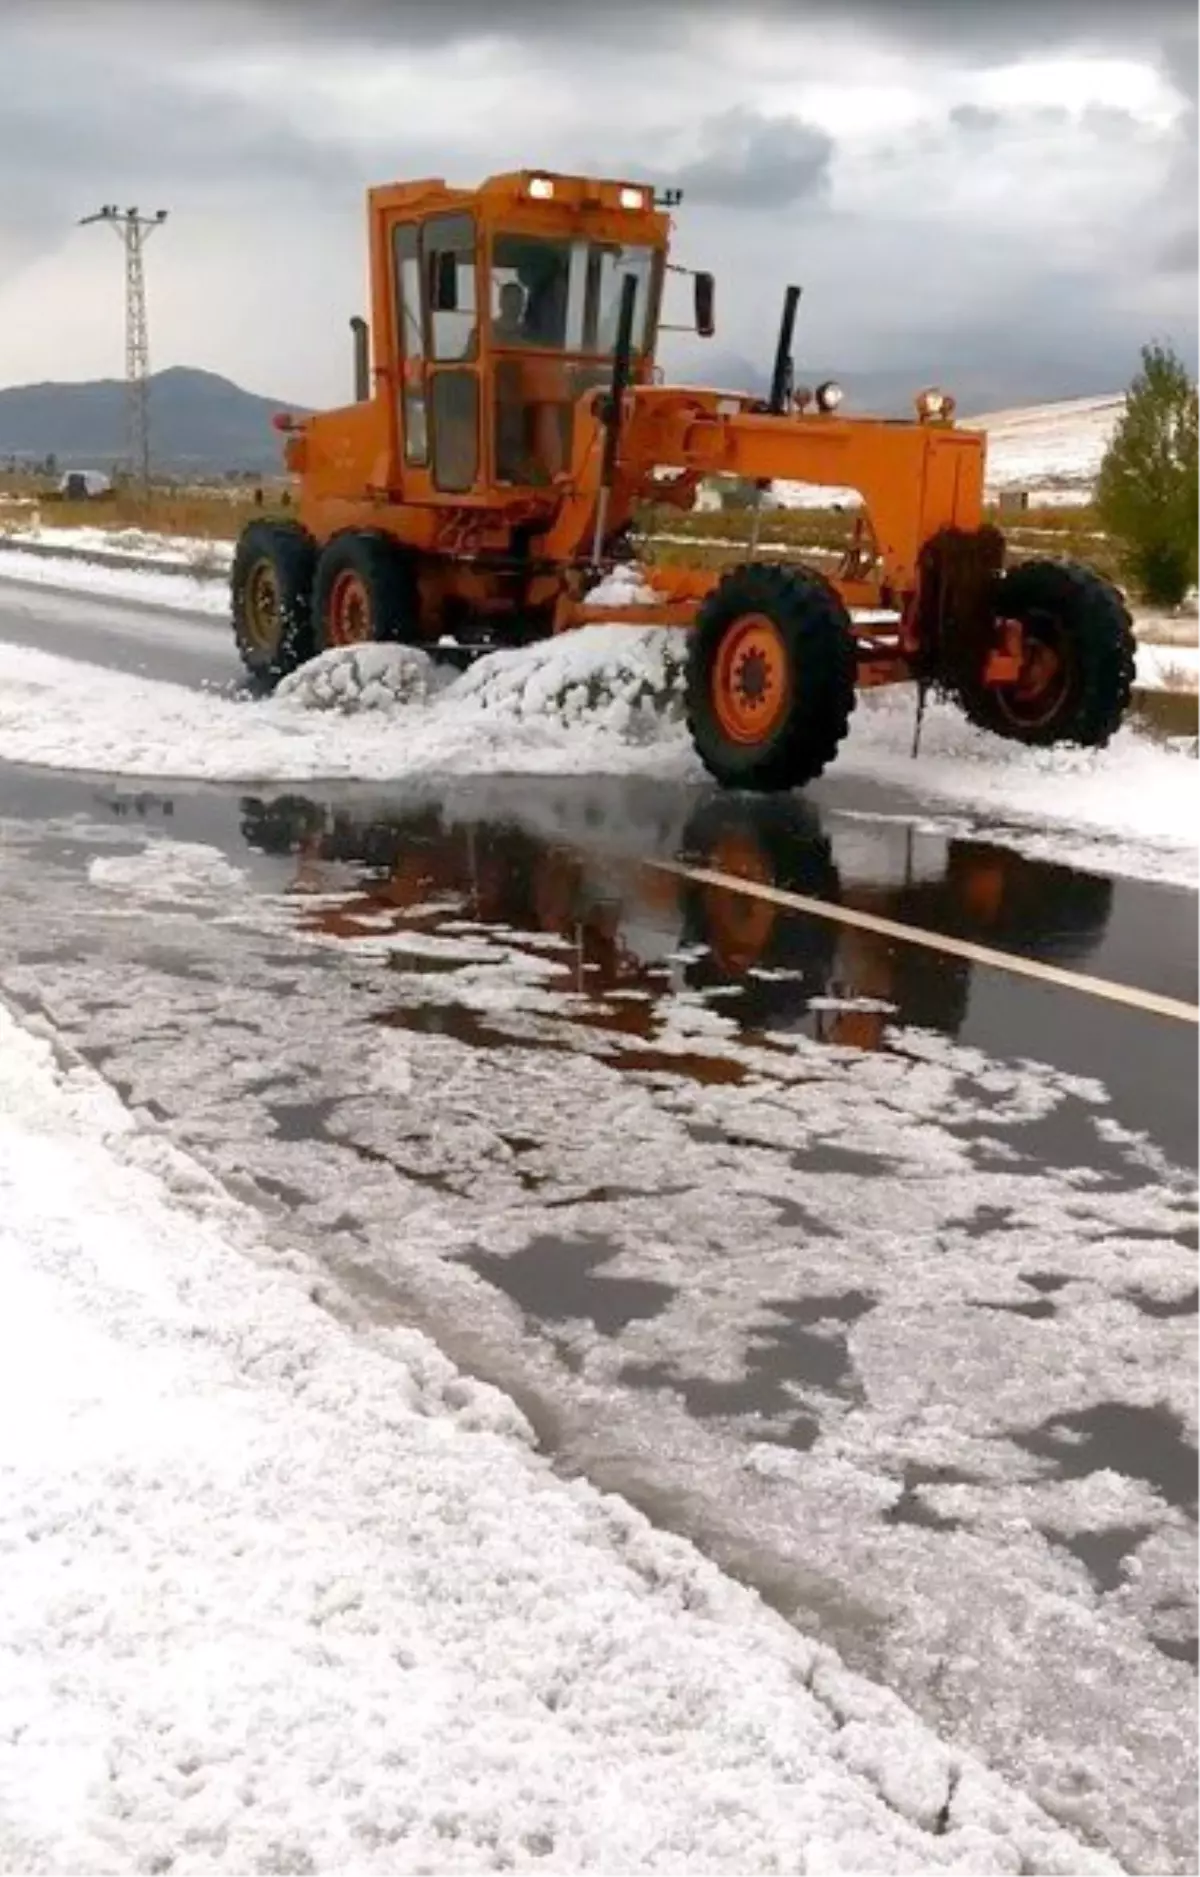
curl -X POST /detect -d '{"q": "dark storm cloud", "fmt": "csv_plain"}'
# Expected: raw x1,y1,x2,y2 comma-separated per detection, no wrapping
0,33,353,211
947,101,1146,138
948,105,1004,134
652,110,833,210
808,0,1196,61
1161,29,1199,100
12,0,1198,60
0,23,421,285
257,0,1192,40
1159,224,1199,272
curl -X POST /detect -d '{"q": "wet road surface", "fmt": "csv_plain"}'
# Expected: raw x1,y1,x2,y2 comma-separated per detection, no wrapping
2,758,1197,1871
0,581,1197,1871
0,574,241,691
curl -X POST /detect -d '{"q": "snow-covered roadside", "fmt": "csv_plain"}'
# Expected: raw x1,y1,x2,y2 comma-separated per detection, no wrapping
831,688,1198,885
0,537,1194,670
1135,641,1200,692
0,632,1194,887
0,632,694,785
0,522,233,568
0,542,231,616
0,1000,1112,1875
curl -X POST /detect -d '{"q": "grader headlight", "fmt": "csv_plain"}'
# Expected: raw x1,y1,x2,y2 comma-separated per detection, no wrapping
916,386,956,421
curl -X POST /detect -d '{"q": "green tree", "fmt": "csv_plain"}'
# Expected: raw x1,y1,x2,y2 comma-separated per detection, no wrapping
1096,342,1198,607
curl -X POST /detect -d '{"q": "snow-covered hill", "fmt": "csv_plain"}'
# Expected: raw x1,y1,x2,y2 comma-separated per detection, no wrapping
965,394,1124,499
753,394,1124,511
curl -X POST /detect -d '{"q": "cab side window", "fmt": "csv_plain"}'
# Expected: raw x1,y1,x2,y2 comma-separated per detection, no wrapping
392,221,428,466
424,214,478,362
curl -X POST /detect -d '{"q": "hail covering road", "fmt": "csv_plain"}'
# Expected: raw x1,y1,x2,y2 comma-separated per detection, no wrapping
0,572,1195,1874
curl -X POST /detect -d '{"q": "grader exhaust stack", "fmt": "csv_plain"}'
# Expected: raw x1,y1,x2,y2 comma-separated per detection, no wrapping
768,285,802,415
349,317,370,403
231,165,1136,792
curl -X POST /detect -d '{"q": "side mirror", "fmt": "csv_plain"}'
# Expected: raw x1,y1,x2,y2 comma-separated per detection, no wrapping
431,250,459,313
694,270,715,338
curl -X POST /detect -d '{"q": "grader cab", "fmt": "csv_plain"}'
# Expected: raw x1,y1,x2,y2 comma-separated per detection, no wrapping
232,167,1135,792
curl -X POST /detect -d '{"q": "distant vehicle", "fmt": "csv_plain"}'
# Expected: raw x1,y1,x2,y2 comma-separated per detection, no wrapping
57,469,112,500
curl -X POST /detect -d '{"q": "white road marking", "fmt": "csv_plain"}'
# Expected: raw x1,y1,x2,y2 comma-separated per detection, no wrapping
649,860,1199,1025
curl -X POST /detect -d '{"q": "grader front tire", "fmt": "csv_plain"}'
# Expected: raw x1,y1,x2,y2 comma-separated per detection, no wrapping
685,564,857,791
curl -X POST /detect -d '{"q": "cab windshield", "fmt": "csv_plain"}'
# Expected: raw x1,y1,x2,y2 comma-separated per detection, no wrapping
490,234,657,355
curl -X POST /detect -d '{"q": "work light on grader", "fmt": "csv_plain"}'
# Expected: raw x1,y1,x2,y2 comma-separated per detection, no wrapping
231,168,1135,789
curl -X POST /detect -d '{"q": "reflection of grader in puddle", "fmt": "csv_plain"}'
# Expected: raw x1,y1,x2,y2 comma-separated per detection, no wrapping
241,795,691,1033
239,791,1114,1048
678,796,1115,1046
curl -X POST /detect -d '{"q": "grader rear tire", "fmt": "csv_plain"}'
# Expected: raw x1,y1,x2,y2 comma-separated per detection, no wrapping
230,520,316,690
313,532,421,653
685,564,857,791
956,559,1135,748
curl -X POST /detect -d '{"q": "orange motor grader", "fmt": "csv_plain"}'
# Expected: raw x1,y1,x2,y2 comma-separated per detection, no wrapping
231,168,1135,791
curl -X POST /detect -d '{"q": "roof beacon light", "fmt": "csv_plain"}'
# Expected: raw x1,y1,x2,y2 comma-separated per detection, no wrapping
528,176,555,200
815,380,843,413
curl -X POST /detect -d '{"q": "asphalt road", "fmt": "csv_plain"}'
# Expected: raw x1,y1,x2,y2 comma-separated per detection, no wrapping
0,575,1196,1873
0,572,242,691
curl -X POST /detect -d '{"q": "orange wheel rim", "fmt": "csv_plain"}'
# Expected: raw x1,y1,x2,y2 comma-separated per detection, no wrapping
701,830,778,972
533,856,577,934
712,614,790,744
960,858,1007,926
328,568,372,646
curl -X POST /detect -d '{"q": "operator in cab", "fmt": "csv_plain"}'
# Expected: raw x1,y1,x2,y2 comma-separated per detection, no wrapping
492,280,528,346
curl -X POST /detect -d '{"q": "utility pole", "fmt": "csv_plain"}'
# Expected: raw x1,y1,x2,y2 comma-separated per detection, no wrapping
79,205,168,492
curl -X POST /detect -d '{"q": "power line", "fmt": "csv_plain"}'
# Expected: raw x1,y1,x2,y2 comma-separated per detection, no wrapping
79,205,169,490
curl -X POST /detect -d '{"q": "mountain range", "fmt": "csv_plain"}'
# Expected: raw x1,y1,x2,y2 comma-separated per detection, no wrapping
0,356,1122,477
0,367,304,476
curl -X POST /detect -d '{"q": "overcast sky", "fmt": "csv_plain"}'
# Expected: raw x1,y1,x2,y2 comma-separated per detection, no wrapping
0,0,1194,413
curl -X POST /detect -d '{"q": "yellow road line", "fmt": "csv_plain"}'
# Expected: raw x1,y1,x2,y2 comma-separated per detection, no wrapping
648,860,1200,1026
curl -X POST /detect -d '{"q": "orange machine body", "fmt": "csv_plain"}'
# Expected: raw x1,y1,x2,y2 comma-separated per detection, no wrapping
275,168,1008,686
233,172,1132,797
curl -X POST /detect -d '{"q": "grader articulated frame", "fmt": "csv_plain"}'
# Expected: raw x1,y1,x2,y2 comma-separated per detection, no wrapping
232,168,1135,790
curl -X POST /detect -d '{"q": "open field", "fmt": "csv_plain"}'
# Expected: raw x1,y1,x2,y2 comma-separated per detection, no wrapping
0,484,291,542
0,479,1125,582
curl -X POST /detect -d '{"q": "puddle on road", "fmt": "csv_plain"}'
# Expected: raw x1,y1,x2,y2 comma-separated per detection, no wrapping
620,1288,878,1451
1008,1400,1198,1518
229,782,1136,1077
15,765,1183,1100
884,1463,978,1534
1124,1285,1200,1318
462,1234,677,1338
374,997,752,1090
1043,1522,1156,1594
